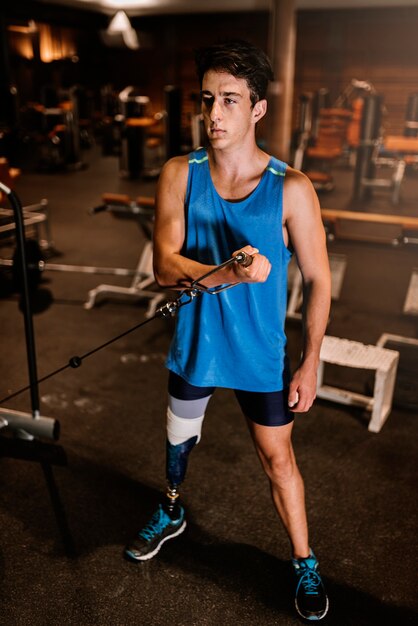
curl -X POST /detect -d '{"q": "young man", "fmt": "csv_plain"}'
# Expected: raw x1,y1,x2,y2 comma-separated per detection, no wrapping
125,40,331,622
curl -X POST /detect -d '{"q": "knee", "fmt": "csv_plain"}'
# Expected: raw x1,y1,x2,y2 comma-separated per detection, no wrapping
262,448,298,486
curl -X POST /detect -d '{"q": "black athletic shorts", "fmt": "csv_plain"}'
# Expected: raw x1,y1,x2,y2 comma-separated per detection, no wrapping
168,371,294,427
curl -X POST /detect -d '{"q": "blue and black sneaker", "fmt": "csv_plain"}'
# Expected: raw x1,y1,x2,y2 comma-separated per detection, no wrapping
292,550,329,621
125,504,186,562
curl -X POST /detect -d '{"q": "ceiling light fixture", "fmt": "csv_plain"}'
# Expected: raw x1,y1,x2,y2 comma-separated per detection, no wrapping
106,10,140,49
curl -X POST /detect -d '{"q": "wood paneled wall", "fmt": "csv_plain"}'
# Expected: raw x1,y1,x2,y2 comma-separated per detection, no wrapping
5,6,418,142
294,7,418,136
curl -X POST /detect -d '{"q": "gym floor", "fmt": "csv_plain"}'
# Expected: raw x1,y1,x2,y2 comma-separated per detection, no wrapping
0,146,417,626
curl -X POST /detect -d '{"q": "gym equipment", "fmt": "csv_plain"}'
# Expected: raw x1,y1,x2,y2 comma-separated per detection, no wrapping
0,180,58,440
311,89,331,140
403,269,418,315
377,334,418,411
119,88,154,178
0,198,52,253
294,80,378,183
85,193,163,316
351,94,383,200
404,93,418,137
373,135,418,205
36,89,84,172
304,107,352,191
317,335,399,433
0,194,163,316
293,93,313,171
334,79,376,110
16,82,91,173
0,183,73,555
0,240,252,409
0,199,50,247
293,89,331,172
120,116,159,179
0,238,142,291
349,93,418,206
321,208,418,246
101,83,181,178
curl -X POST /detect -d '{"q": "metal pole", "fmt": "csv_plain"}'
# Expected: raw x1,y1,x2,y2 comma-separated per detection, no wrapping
351,94,383,207
404,93,418,137
0,182,40,418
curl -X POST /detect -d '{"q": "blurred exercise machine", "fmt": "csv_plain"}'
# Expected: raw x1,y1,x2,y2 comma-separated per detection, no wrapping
0,193,162,316
85,193,164,316
352,93,418,206
293,81,376,190
321,207,418,246
100,84,183,179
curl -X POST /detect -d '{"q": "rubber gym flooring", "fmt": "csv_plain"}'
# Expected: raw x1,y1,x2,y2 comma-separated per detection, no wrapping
0,146,417,626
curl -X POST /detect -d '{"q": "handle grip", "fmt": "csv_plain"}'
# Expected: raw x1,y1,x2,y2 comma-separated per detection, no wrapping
234,251,254,267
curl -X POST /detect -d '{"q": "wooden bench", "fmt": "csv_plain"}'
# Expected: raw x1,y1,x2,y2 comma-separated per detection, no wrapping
317,335,400,433
321,208,418,244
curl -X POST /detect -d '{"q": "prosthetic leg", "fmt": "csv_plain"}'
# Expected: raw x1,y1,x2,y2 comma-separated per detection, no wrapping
163,404,207,517
165,435,198,515
124,401,208,562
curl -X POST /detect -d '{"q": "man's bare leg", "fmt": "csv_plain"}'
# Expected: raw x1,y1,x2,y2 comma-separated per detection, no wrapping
246,420,309,558
247,419,329,620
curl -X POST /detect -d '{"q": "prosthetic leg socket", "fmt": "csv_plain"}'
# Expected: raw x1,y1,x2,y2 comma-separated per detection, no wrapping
166,435,198,487
165,436,197,516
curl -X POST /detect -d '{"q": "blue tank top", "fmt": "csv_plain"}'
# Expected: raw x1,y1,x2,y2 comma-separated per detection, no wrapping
166,147,292,392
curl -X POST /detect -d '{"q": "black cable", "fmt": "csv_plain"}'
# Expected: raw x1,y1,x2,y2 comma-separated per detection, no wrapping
0,315,156,406
0,251,251,406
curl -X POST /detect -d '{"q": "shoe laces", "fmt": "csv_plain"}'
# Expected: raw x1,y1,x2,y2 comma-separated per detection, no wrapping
138,506,172,541
296,559,322,595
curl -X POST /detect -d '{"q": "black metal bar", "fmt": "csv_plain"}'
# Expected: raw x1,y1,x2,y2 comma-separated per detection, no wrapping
351,94,383,206
0,183,40,415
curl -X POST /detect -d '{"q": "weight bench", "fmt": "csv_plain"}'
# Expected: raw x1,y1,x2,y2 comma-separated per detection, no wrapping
369,135,418,205
85,193,164,317
317,335,399,433
321,208,418,245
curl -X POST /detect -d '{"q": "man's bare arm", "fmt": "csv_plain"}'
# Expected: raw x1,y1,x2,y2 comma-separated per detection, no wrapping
283,168,331,413
153,157,270,289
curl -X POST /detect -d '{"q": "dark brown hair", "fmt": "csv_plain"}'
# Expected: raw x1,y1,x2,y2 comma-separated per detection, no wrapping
195,39,274,107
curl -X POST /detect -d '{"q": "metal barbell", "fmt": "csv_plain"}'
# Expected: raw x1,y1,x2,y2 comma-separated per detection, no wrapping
0,238,141,292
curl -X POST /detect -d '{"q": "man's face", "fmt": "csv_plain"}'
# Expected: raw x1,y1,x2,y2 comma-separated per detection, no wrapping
200,70,262,149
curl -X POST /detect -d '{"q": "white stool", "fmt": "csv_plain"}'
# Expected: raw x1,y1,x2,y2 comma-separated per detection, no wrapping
317,335,400,433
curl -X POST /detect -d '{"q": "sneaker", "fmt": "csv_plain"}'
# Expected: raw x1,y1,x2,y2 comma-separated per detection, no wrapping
124,504,186,562
292,550,329,621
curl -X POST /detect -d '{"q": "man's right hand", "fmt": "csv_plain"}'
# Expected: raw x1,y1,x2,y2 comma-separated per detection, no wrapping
232,245,272,283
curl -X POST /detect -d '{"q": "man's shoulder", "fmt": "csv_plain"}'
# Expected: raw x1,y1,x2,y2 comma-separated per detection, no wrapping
283,166,315,196
159,154,190,188
162,148,209,177
162,154,190,174
282,166,320,221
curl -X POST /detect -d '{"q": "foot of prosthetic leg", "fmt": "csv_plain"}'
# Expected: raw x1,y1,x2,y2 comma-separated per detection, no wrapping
164,436,197,517
165,484,180,516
